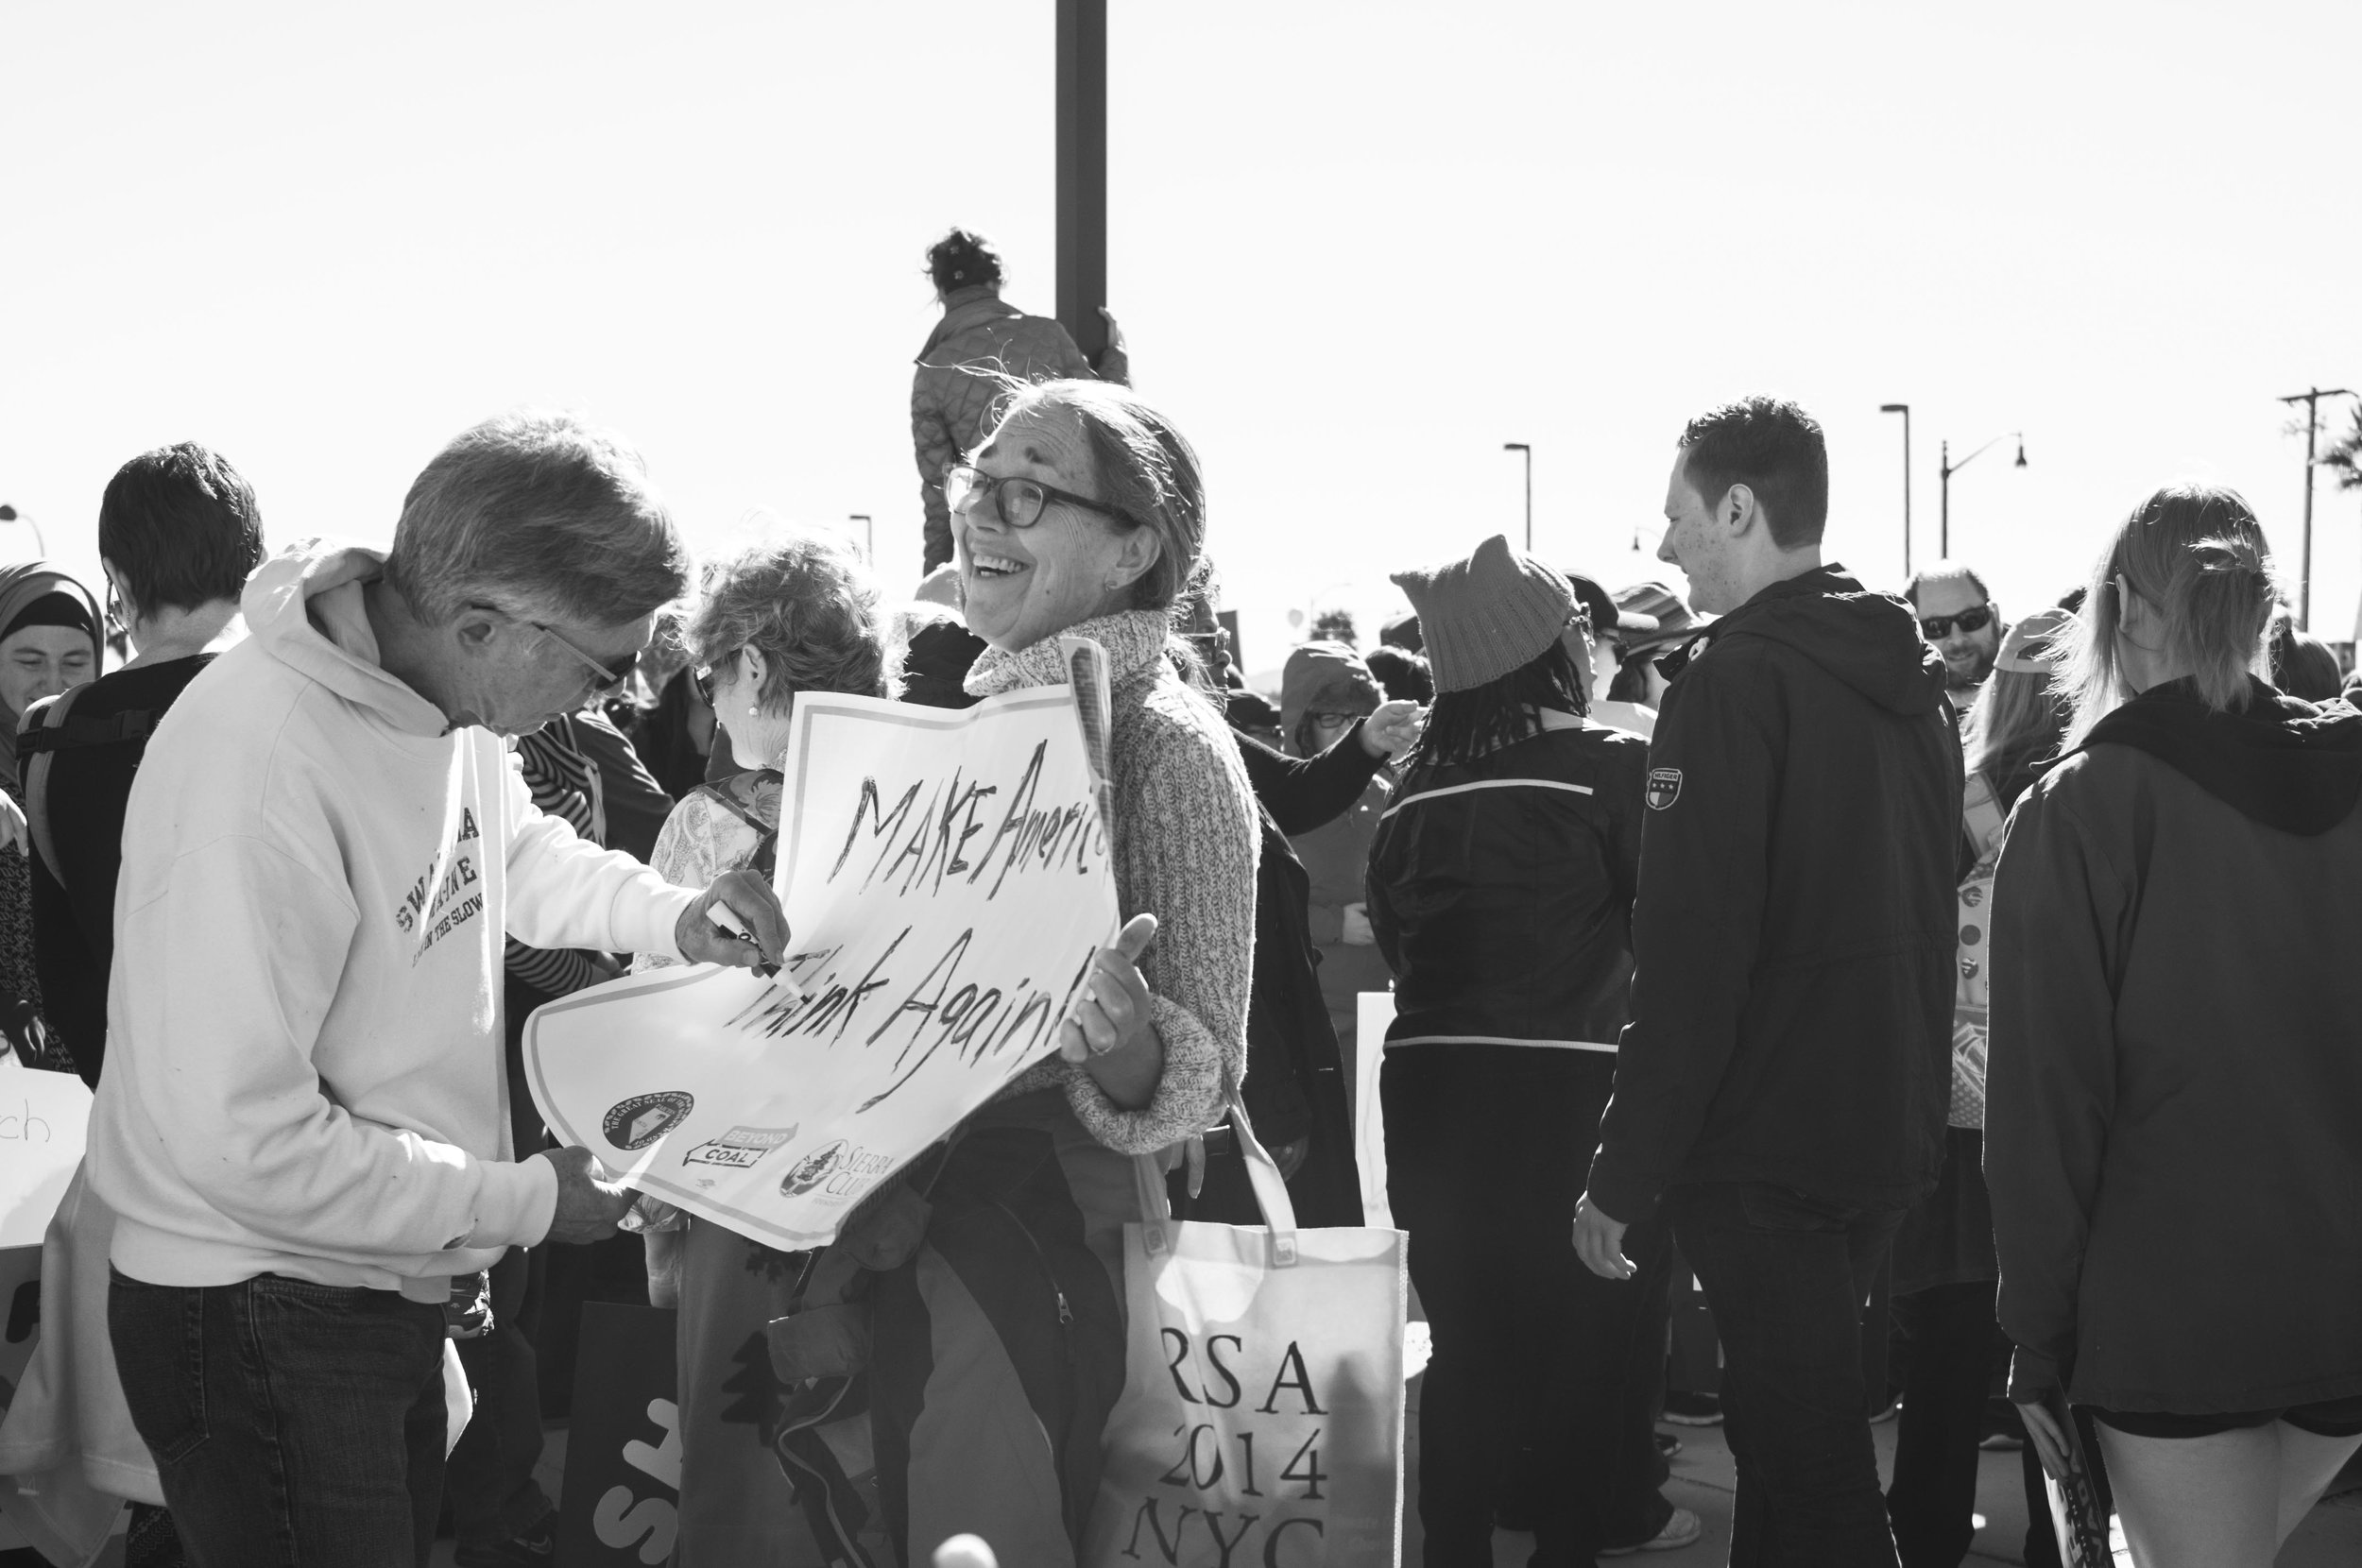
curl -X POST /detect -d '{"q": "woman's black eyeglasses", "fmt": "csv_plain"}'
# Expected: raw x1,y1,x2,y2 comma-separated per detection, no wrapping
1918,604,1995,640
944,464,1149,533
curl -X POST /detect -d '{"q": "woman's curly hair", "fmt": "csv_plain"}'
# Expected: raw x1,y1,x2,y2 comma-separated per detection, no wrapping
686,530,892,709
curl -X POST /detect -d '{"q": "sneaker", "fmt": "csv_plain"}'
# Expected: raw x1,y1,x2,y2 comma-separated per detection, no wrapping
1653,1429,1683,1458
454,1513,556,1568
1660,1390,1723,1426
1600,1507,1704,1556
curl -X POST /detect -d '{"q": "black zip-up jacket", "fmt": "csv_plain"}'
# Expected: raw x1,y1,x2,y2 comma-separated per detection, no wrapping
1990,680,2362,1411
1366,721,1650,1050
1588,566,1961,1219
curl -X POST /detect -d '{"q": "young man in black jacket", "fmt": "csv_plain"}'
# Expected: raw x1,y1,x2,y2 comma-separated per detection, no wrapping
1575,397,1962,1565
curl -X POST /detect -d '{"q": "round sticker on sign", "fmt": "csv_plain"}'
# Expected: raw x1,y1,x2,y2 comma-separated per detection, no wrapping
1646,767,1683,810
602,1091,694,1151
779,1139,847,1198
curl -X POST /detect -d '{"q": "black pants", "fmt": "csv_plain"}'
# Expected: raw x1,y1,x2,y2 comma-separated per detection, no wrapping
1884,1280,1995,1568
1385,1046,1668,1568
1667,1181,1906,1568
446,1247,552,1546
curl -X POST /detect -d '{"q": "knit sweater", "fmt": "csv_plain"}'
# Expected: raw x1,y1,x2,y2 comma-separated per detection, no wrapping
966,609,1258,1155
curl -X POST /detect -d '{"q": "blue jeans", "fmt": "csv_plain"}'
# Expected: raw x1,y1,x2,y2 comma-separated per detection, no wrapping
1667,1182,1906,1568
109,1269,449,1568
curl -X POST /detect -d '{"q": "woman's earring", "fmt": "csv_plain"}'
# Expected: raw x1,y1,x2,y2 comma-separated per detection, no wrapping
748,703,761,717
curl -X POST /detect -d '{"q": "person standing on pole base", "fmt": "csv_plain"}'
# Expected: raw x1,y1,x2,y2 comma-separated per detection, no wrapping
1575,396,1961,1565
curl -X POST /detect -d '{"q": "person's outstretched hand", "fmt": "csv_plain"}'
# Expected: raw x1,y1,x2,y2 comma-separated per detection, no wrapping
1361,700,1426,760
675,868,790,971
1572,1193,1635,1280
1059,913,1162,1108
537,1147,637,1246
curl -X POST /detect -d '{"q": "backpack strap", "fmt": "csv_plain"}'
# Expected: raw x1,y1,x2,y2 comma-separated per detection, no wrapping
17,686,94,891
1961,770,2008,864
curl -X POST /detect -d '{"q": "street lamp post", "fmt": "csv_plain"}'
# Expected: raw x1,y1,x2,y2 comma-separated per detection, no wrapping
2278,386,2356,631
1938,432,2028,560
849,514,874,566
1878,404,1912,575
1503,443,1532,552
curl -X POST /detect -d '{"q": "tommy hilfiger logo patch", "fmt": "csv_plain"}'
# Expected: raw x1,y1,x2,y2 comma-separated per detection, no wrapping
1646,768,1684,810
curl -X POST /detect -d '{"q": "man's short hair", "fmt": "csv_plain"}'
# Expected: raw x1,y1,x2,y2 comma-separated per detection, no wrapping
1677,397,1829,550
385,411,690,626
98,443,265,616
1904,562,1993,609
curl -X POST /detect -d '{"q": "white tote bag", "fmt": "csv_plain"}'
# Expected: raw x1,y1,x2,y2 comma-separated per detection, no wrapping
1082,1093,1408,1568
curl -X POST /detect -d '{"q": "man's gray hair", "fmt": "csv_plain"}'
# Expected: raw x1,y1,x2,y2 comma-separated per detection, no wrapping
385,411,691,626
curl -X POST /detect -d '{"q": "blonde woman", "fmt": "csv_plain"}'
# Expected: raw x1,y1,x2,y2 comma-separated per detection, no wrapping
1989,484,2362,1567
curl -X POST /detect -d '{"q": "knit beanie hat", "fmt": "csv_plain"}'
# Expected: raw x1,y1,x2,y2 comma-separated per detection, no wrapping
1390,535,1575,693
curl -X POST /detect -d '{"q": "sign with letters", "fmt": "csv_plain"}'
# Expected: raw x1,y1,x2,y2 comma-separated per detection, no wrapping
525,657,1121,1250
0,1056,91,1251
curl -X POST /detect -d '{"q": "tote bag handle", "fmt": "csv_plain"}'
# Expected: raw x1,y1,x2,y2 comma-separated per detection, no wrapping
1136,1075,1301,1269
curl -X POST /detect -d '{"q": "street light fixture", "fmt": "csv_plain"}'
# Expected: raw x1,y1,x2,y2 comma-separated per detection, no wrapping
0,504,46,558
1937,432,2027,561
849,514,874,566
1502,443,1532,552
1878,404,1912,575
2278,387,2356,631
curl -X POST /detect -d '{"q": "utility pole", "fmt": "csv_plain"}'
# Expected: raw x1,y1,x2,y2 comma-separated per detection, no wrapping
1503,443,1532,552
1054,0,1109,366
1938,431,2027,562
2279,387,2355,632
1879,404,1912,575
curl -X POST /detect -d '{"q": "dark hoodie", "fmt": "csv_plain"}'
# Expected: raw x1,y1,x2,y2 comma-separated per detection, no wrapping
1588,566,1963,1219
1988,678,2362,1412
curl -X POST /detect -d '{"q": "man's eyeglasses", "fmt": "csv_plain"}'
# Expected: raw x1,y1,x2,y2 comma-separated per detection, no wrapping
1918,604,1995,640
944,464,1149,534
471,603,637,697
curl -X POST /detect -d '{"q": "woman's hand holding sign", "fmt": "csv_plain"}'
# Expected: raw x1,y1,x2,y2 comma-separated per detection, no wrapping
1061,912,1163,1109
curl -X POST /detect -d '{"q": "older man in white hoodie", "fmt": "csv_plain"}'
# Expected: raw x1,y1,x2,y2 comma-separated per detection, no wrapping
86,412,786,1568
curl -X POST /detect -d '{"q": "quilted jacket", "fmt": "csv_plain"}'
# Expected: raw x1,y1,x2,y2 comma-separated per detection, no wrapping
910,286,1101,566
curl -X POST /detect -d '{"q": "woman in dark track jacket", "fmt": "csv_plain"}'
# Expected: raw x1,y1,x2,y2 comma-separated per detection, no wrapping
1367,535,1685,1567
1990,483,2362,1567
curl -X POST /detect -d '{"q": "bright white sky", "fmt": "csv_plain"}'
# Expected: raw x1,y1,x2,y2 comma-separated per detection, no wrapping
7,2,2360,684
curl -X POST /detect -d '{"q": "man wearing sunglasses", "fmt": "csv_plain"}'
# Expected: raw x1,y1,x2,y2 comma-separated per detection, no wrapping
1906,563,2006,717
87,412,793,1568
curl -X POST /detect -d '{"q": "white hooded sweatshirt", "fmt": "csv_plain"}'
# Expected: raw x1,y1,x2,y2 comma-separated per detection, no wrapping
88,541,698,1301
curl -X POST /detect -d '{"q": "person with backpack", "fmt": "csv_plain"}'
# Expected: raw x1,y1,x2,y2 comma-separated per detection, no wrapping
1883,607,2071,1568
1991,485,2362,1566
24,445,262,1091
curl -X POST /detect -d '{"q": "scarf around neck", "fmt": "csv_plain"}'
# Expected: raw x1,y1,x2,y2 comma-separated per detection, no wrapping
964,608,1175,700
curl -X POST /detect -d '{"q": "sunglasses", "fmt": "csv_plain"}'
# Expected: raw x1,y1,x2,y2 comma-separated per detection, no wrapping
471,602,637,697
944,464,1149,534
1918,604,1995,640
691,651,738,707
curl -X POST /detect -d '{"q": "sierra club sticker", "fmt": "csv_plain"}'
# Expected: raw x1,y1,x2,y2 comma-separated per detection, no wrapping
1646,767,1683,810
602,1091,694,1151
779,1139,847,1198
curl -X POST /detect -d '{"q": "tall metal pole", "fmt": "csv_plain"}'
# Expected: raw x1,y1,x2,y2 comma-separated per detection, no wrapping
1939,439,1949,561
1055,0,1109,366
1503,443,1532,551
1880,404,1911,575
2279,387,2355,632
849,514,874,565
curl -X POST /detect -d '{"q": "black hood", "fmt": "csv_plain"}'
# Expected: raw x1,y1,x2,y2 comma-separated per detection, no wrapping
1702,565,1948,718
2082,676,2362,835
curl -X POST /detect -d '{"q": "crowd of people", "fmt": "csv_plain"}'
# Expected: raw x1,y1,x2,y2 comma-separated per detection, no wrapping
0,229,2354,1568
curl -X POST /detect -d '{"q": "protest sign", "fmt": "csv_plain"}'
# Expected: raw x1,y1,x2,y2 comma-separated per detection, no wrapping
526,654,1121,1249
0,1056,91,1252
554,1304,680,1568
